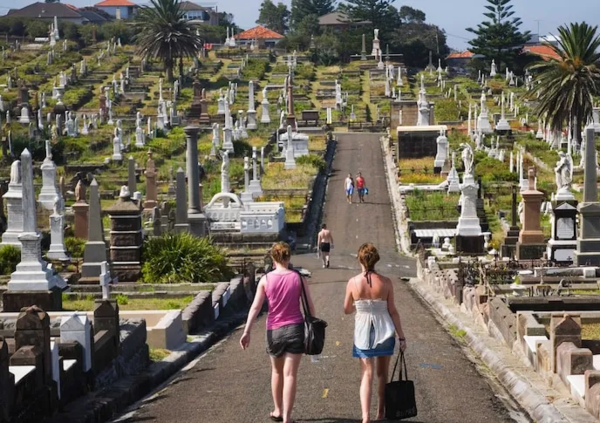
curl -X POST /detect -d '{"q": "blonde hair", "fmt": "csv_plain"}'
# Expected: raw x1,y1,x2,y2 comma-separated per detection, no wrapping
270,242,291,264
358,243,380,272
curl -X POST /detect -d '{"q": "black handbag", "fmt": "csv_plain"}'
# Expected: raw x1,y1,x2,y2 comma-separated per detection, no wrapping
385,352,418,420
297,270,328,355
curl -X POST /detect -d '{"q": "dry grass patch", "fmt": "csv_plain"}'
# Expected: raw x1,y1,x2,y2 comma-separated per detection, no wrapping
262,163,315,190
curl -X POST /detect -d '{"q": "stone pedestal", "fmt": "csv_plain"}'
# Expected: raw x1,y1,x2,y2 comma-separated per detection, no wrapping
261,99,271,124
174,167,189,233
144,150,158,211
434,131,448,173
247,110,257,130
106,188,143,282
39,157,60,211
547,201,578,263
81,179,109,283
478,111,493,134
47,212,69,261
517,168,545,259
1,161,23,248
2,288,62,312
455,175,484,254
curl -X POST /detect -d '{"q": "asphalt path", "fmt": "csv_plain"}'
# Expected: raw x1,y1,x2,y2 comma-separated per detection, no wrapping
120,133,516,423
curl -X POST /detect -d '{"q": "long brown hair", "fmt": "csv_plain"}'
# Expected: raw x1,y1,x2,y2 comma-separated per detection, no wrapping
358,243,380,286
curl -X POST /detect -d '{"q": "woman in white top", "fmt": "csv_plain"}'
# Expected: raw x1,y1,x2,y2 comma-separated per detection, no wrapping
345,174,354,204
344,243,407,423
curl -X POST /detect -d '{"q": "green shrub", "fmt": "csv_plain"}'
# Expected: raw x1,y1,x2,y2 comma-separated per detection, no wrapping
297,154,326,172
0,245,20,275
65,237,86,258
142,233,233,283
116,294,129,305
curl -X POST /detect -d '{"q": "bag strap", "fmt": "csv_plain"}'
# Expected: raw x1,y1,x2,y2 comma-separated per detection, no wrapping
294,269,312,321
390,351,409,382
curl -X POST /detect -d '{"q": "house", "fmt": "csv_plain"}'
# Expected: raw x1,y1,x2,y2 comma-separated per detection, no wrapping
446,51,475,70
7,2,88,24
234,25,284,48
94,0,139,20
523,45,560,61
318,12,370,32
180,1,219,25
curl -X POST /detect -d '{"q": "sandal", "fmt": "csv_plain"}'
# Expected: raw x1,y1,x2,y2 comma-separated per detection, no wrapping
269,412,283,422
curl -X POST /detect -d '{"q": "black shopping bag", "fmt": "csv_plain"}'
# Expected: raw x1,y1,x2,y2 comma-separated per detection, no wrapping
385,352,417,420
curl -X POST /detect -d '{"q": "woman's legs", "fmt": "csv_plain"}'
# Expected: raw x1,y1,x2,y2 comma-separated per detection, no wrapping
282,353,302,423
375,356,391,419
359,358,374,423
270,355,285,418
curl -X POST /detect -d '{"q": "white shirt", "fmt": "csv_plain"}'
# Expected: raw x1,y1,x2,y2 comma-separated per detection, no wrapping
354,300,396,349
345,178,354,190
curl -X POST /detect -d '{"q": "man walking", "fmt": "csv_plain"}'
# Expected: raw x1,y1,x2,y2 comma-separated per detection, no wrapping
356,172,366,203
317,224,334,268
344,174,354,204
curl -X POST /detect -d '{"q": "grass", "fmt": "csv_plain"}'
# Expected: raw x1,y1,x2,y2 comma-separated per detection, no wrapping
447,324,467,341
405,190,460,221
262,163,316,190
398,157,435,172
62,295,195,311
149,348,171,361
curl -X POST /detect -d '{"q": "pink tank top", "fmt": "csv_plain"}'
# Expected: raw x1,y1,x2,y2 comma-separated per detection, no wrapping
265,270,304,330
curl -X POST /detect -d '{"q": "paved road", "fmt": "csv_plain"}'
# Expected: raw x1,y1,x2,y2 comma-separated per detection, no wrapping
120,133,516,423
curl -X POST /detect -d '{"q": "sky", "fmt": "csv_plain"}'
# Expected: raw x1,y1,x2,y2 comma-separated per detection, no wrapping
4,0,600,50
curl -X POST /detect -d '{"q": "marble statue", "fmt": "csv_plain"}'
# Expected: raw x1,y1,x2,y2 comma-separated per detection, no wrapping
460,143,474,176
554,151,573,191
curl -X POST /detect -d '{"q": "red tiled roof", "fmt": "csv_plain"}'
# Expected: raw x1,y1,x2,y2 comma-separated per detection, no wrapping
446,51,474,59
65,4,79,10
523,45,561,61
235,26,284,40
95,0,137,6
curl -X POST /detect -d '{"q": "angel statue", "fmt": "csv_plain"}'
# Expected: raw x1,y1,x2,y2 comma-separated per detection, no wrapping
459,143,474,176
554,151,572,192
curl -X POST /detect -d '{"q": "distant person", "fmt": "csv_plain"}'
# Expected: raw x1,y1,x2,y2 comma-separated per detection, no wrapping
240,242,316,423
344,243,407,423
317,223,334,268
345,173,354,204
356,172,366,203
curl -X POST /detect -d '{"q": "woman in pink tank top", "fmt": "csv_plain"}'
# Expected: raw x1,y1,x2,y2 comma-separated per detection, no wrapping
240,242,316,423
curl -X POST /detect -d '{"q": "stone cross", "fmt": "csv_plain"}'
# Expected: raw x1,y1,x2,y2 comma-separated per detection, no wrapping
99,261,111,301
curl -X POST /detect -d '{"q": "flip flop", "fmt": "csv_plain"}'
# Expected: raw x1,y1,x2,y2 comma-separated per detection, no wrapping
269,412,283,422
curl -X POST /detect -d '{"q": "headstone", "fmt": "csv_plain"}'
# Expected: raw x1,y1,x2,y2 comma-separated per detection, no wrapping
446,152,460,193
284,125,296,170
496,93,511,133
105,186,143,281
3,150,65,311
60,312,92,372
47,197,69,261
72,180,89,240
112,129,122,161
128,156,137,194
434,130,449,172
516,167,545,259
221,150,231,194
455,144,484,254
246,81,257,130
1,160,22,248
39,140,61,210
261,87,271,124
574,126,600,265
477,91,493,134
248,146,263,198
416,76,430,126
81,179,109,282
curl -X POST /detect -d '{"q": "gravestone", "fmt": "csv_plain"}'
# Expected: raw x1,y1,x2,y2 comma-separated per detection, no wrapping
284,125,296,170
455,145,484,254
550,313,582,372
241,156,253,203
72,180,89,239
446,152,460,193
128,156,137,194
574,126,600,265
3,150,65,312
60,313,92,372
47,197,69,261
1,160,22,248
246,81,257,130
106,186,143,282
261,87,271,124
0,338,15,421
516,167,546,259
434,130,448,173
501,186,520,258
39,140,61,210
80,179,109,284
248,146,264,198
144,149,158,211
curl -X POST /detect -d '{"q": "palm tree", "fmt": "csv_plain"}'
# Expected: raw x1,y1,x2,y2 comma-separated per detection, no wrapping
530,22,600,145
134,0,202,82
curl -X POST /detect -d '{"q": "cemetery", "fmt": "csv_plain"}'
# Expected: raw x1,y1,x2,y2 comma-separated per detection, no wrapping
0,0,600,420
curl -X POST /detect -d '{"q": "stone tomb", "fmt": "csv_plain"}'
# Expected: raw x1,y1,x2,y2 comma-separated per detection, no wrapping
547,201,578,263
279,130,310,158
517,168,546,260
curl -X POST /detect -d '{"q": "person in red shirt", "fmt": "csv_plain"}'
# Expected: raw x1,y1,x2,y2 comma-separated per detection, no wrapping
356,172,366,203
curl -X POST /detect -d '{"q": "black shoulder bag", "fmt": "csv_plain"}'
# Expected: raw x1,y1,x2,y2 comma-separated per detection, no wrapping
296,270,328,355
385,352,418,420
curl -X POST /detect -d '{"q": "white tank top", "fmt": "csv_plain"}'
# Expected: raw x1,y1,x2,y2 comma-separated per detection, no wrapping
352,277,396,349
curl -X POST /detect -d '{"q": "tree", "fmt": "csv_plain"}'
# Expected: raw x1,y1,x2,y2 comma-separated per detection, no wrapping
134,0,201,81
399,6,425,24
290,0,335,27
256,0,290,35
530,22,600,145
341,0,399,38
466,0,530,70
